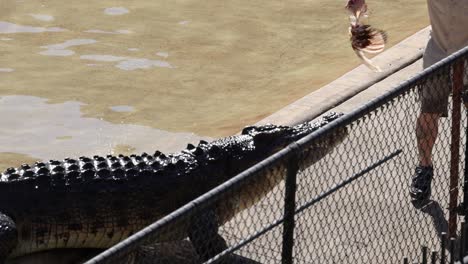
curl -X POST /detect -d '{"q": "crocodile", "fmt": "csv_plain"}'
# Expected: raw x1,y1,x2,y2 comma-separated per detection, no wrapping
0,112,346,263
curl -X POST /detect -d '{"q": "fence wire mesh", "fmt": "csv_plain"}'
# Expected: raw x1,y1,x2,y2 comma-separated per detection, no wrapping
84,47,468,264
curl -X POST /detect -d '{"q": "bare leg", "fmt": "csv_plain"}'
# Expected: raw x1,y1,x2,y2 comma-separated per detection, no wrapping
416,112,439,167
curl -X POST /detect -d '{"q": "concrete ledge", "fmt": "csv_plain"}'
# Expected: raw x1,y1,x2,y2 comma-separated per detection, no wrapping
256,26,431,126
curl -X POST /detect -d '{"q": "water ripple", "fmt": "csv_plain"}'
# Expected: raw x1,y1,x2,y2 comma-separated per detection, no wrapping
29,14,54,22
80,54,126,62
84,29,132,34
0,21,65,34
0,95,209,159
39,39,97,57
104,7,129,16
80,54,174,70
156,51,169,58
110,105,135,112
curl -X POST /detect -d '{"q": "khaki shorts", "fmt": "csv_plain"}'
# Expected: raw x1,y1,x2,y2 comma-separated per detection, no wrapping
420,38,467,117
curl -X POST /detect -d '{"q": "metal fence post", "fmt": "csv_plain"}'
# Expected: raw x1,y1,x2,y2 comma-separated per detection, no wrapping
449,60,464,237
462,86,468,228
282,152,299,264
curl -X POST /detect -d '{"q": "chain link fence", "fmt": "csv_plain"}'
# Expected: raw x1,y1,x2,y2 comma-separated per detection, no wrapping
84,46,468,264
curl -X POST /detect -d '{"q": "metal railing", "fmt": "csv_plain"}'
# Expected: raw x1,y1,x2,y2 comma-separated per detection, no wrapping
84,45,468,263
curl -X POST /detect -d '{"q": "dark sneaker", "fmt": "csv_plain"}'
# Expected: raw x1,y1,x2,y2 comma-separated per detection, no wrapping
410,166,433,200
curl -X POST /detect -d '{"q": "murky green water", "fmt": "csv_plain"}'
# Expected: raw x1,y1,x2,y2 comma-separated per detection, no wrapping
0,0,428,169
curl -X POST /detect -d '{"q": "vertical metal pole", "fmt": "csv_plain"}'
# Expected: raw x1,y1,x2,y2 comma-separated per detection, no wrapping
450,237,456,264
431,251,437,264
461,222,466,261
423,246,428,264
403,257,409,264
442,232,447,264
282,153,299,264
449,61,464,238
463,88,468,227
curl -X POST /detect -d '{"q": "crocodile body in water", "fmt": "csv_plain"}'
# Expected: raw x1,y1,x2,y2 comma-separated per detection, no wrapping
0,112,346,263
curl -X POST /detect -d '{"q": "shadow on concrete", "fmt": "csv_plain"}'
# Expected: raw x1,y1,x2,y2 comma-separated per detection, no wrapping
412,199,449,239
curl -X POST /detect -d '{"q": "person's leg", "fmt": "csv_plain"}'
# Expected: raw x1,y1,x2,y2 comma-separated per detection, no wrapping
416,112,440,167
410,112,438,200
410,37,448,200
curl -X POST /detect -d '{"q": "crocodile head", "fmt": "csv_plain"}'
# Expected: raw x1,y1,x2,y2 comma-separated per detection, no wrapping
240,112,346,156
219,112,347,221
